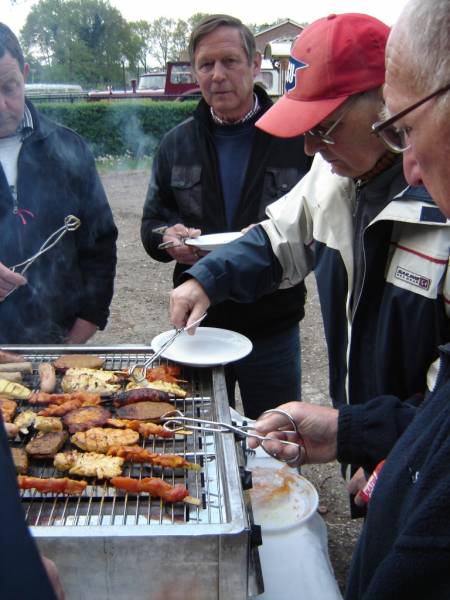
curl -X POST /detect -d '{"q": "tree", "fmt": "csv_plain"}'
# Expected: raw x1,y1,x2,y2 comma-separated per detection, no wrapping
20,0,138,86
129,20,152,72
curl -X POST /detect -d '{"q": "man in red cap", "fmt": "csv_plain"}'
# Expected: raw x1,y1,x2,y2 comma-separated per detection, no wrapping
169,13,450,513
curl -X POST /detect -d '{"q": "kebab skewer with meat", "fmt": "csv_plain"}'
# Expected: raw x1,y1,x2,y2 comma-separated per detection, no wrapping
18,475,87,495
110,476,200,505
107,445,200,471
106,418,191,439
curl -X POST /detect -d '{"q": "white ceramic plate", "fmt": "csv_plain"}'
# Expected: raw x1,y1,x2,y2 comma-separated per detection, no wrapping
247,455,319,532
151,326,252,366
185,232,243,251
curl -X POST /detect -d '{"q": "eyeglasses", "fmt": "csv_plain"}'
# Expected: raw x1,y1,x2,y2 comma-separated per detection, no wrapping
372,81,450,152
306,103,351,145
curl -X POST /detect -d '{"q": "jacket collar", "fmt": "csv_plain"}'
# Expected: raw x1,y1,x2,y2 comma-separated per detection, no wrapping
24,99,57,142
193,85,273,129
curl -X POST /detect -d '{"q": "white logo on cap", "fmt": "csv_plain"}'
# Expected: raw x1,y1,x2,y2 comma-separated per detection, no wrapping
286,57,309,92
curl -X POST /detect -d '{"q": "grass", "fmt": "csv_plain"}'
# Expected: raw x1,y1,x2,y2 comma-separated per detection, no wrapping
96,155,153,174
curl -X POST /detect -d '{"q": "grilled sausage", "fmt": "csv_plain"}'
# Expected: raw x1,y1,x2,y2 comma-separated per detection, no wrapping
0,350,25,364
116,401,175,422
113,387,170,407
39,363,57,393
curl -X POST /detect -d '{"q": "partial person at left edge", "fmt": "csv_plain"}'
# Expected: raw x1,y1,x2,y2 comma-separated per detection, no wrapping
0,23,117,344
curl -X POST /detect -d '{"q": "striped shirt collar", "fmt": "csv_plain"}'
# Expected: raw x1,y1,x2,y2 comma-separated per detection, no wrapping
17,104,34,140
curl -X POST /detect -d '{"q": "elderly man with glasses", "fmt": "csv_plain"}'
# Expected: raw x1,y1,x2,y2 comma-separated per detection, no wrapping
170,13,450,515
251,1,450,597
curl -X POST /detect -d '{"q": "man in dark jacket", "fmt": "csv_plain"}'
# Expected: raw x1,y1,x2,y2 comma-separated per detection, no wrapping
141,15,311,419
0,23,117,344
169,13,449,514
251,1,450,596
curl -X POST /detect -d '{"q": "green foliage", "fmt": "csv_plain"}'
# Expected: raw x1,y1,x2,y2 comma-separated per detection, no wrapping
21,0,137,86
37,100,198,157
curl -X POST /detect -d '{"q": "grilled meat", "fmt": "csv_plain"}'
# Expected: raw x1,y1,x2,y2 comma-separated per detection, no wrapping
113,387,170,407
111,476,199,504
25,431,68,459
11,447,28,474
29,391,102,405
34,416,63,433
107,445,200,471
14,410,36,434
0,372,22,382
63,406,111,433
71,427,139,453
0,398,17,422
145,365,182,383
54,450,124,479
17,475,87,495
106,418,178,438
38,363,56,393
116,401,175,422
37,394,102,417
127,378,187,398
0,362,32,373
0,350,25,363
62,368,122,396
53,354,105,370
38,399,83,417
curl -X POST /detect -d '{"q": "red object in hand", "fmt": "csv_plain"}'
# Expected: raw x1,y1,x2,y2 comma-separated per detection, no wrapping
356,460,386,506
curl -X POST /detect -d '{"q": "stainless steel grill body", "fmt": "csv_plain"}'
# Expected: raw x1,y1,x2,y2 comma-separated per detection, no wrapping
4,345,252,600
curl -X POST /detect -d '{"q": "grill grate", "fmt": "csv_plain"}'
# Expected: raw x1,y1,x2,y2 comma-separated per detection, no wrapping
10,350,228,528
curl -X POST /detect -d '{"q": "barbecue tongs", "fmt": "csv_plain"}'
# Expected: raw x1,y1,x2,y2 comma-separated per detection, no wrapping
162,409,305,466
6,215,81,298
128,312,208,379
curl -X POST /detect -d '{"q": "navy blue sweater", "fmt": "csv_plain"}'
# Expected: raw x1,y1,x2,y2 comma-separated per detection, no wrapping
339,343,450,598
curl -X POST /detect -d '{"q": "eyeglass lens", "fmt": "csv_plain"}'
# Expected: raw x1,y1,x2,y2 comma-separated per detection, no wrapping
377,125,410,153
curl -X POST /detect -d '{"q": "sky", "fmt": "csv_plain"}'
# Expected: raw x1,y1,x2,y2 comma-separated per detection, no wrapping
4,0,409,37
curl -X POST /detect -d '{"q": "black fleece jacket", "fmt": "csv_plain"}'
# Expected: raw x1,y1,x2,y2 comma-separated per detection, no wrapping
141,86,311,339
0,101,117,343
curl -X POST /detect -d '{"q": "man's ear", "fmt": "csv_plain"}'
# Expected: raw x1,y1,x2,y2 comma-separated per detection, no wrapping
253,52,262,78
23,63,30,82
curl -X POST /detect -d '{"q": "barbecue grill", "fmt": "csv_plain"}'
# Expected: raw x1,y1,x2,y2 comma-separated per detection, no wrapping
4,345,263,600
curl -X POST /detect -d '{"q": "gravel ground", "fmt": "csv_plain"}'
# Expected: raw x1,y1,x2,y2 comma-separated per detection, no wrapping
93,168,362,593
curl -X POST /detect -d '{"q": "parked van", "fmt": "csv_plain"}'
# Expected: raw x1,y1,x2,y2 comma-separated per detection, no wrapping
255,59,282,97
25,83,86,102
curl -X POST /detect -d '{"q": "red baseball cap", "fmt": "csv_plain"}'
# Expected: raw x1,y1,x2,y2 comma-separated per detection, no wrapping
256,13,390,138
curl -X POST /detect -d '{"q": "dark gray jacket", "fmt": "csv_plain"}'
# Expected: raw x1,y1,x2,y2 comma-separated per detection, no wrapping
141,87,311,338
0,101,117,343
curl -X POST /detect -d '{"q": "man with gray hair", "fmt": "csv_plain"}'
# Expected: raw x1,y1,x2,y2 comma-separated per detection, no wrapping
141,14,311,419
250,2,450,597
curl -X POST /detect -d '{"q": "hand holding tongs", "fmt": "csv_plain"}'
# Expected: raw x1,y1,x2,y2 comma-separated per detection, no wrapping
6,215,81,298
161,408,305,466
128,312,207,379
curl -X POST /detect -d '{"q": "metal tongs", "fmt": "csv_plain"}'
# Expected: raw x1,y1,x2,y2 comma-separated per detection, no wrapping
6,214,81,298
128,312,207,379
161,409,304,465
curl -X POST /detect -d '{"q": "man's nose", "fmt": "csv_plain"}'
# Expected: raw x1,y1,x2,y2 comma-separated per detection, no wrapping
0,94,8,111
303,133,324,156
211,62,226,81
402,148,423,186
